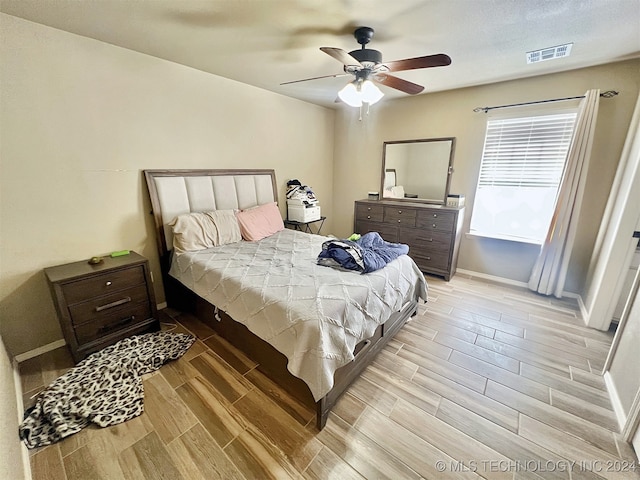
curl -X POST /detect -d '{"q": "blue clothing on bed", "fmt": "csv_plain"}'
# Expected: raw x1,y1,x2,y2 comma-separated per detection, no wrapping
317,232,409,273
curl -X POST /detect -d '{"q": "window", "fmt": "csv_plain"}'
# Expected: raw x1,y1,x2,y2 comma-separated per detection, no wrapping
469,111,577,244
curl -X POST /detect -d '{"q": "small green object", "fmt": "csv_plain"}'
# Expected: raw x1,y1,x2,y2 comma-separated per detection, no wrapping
111,250,130,257
348,233,361,241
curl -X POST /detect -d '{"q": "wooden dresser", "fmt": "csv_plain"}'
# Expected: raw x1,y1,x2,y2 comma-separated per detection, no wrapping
354,199,464,281
44,251,159,363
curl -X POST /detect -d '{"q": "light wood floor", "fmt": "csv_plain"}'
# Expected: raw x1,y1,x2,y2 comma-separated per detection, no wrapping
20,274,640,479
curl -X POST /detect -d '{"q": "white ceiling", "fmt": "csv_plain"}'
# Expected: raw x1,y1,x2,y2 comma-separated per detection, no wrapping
2,0,639,108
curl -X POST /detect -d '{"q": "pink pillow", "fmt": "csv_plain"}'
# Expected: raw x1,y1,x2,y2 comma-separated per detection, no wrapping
236,202,284,241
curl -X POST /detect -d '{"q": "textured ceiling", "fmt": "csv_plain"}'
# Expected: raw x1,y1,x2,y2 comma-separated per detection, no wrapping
2,0,639,108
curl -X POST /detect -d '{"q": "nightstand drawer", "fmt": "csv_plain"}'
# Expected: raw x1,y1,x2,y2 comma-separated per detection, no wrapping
76,319,158,360
68,284,150,326
62,265,146,305
74,302,152,344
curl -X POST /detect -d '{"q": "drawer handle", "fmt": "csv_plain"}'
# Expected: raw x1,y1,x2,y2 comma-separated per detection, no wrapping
433,213,438,218
432,224,437,228
426,256,431,261
95,296,132,312
98,315,135,334
398,210,402,214
367,215,371,219
398,219,402,223
367,207,371,211
106,281,112,286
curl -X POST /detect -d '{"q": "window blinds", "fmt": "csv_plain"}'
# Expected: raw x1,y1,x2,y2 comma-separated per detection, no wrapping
478,113,577,188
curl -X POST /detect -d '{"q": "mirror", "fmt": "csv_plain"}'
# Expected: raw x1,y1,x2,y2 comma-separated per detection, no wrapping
381,137,455,204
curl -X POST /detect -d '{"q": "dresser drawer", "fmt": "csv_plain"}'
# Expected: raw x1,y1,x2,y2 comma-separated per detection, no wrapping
384,207,416,227
73,301,152,344
401,229,452,251
68,284,150,326
356,203,384,222
416,209,455,232
62,265,146,305
411,249,450,271
355,220,399,243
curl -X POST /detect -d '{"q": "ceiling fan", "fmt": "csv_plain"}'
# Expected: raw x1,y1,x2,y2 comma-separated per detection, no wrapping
281,26,451,107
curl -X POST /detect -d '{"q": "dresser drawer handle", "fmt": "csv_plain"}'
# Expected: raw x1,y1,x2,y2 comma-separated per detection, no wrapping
433,213,438,218
398,219,402,223
367,207,371,211
426,256,431,261
367,215,371,219
106,281,112,286
95,296,132,312
98,315,135,334
432,224,437,228
398,210,402,214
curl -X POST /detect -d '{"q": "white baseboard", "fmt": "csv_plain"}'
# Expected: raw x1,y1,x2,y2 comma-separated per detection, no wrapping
575,294,590,326
604,371,627,431
12,358,32,480
14,339,66,364
455,269,586,307
456,269,529,289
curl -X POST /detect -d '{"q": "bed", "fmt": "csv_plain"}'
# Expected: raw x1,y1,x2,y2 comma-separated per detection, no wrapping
143,169,428,429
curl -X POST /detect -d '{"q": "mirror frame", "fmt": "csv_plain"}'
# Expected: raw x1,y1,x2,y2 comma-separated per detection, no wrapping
380,137,456,205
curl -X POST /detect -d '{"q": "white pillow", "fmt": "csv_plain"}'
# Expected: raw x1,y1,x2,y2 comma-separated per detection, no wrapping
169,210,241,252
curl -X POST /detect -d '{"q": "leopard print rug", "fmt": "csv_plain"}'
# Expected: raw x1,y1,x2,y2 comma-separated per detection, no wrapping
19,331,195,449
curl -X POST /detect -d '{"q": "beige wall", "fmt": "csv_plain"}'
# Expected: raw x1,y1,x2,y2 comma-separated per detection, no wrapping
2,13,638,358
332,59,640,293
0,14,335,356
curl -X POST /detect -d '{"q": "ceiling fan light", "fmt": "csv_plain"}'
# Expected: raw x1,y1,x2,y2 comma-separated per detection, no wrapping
361,80,384,105
338,82,362,107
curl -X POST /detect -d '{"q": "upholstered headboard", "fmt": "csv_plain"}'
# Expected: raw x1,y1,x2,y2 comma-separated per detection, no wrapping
144,169,278,258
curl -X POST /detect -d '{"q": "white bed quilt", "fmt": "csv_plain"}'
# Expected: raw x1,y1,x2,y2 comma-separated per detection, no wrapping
170,228,428,400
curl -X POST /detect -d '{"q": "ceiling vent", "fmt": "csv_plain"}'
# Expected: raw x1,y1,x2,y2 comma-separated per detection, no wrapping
526,43,573,64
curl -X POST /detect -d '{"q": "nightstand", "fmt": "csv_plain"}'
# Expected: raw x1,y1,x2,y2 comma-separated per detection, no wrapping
44,251,159,363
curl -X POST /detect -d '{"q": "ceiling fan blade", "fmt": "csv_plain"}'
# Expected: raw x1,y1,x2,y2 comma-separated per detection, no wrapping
320,47,363,68
280,73,350,85
374,74,425,95
383,54,451,72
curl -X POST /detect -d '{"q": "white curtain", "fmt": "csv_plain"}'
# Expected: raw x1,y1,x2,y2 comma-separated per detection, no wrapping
528,89,600,297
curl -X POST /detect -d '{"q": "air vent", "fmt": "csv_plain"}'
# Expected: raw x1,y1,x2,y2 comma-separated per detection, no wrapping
526,43,573,64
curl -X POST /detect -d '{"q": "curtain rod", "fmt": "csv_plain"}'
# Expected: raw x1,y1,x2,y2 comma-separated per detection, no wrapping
473,90,618,113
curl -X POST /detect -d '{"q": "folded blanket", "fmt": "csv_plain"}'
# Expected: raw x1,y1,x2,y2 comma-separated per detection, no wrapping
19,332,195,449
317,232,409,273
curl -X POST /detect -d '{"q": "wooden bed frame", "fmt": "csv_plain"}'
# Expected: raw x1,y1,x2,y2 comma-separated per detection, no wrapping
143,169,418,429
